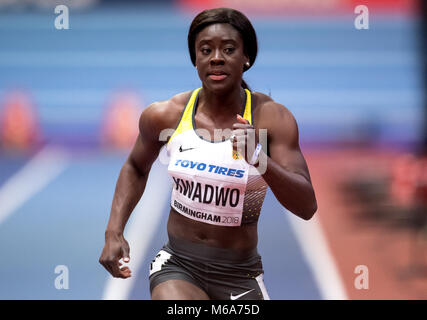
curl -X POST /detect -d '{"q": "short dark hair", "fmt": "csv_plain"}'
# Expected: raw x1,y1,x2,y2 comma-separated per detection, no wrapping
188,8,258,89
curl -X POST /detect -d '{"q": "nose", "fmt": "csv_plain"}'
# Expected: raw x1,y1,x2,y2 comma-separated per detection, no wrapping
210,49,225,66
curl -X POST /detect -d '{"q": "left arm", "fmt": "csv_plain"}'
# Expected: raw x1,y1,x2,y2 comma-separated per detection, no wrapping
260,103,317,220
233,102,317,220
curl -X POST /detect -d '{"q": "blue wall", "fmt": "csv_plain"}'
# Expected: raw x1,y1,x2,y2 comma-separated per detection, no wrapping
0,4,423,149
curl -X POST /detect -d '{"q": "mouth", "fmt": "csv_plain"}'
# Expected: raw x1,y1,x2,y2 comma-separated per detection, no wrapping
208,71,228,81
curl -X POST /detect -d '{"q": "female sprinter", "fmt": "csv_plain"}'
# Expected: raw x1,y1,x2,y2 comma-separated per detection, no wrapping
99,7,317,300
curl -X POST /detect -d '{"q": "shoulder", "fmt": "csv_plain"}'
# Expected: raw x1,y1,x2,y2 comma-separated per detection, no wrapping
140,90,192,127
251,91,298,130
139,90,193,141
251,91,300,148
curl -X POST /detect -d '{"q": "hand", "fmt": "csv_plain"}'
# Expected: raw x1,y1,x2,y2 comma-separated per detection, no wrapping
231,114,259,164
99,232,132,279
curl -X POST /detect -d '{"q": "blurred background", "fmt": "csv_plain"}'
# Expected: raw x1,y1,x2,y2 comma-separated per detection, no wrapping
0,0,425,299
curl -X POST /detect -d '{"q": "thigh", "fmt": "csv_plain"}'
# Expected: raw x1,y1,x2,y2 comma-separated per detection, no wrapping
149,248,209,299
151,279,210,300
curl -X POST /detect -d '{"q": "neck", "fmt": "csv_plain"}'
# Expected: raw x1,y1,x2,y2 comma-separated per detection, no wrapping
198,84,245,119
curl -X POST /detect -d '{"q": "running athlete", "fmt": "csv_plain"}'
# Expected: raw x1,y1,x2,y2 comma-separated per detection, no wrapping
99,8,317,300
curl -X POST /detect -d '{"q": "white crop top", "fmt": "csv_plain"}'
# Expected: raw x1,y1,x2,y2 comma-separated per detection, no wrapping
167,88,268,227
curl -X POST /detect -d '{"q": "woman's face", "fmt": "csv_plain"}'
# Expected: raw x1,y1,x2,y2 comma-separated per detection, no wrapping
194,23,248,92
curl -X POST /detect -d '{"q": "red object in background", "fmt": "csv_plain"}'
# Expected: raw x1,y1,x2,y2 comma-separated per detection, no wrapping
348,0,416,13
415,157,427,206
100,91,142,150
390,154,425,208
0,91,41,150
178,0,417,16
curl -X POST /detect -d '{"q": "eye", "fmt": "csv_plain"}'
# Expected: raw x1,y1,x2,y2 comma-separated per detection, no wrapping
200,47,211,55
224,47,235,54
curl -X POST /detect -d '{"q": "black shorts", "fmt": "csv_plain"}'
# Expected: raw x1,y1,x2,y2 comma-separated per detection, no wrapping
149,235,270,300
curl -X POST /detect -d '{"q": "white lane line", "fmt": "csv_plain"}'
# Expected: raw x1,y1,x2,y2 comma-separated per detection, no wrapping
102,160,170,300
286,212,348,300
0,146,69,226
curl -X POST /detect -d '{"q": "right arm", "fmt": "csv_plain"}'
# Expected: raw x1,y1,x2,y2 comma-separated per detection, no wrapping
99,102,168,278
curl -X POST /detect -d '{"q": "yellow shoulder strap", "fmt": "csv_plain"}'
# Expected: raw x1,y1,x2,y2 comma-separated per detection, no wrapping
168,87,251,144
242,89,252,125
168,87,201,144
